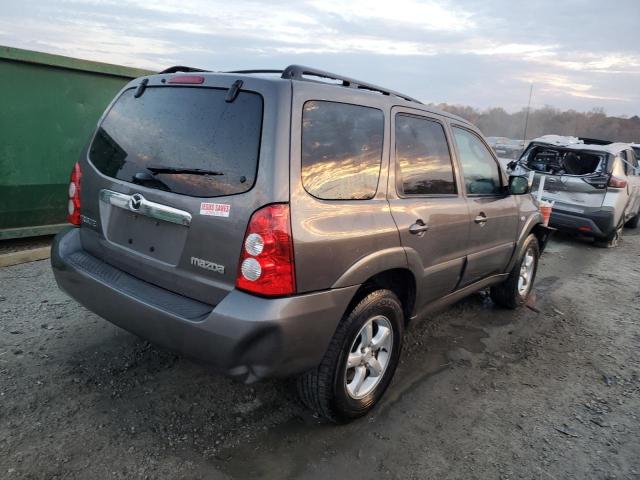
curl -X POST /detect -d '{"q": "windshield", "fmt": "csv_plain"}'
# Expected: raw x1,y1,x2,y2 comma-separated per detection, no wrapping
89,86,263,197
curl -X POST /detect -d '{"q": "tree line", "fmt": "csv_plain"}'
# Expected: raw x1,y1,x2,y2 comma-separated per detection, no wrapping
432,104,640,143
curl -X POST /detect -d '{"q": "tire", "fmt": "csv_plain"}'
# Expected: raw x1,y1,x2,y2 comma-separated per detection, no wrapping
625,213,640,229
490,234,540,309
297,289,404,423
594,225,622,248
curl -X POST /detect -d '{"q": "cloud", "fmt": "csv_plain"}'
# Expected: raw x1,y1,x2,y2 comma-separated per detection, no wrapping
307,0,475,31
1,0,638,115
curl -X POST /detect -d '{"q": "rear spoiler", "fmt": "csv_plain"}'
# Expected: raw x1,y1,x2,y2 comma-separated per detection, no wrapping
159,66,209,74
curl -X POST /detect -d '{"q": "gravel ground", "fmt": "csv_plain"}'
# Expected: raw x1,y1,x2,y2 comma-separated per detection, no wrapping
1,230,639,479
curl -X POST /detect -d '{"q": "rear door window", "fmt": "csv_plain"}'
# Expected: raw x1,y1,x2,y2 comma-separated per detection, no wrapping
452,127,502,195
633,148,640,167
301,101,384,200
621,150,638,176
90,86,263,197
395,114,456,195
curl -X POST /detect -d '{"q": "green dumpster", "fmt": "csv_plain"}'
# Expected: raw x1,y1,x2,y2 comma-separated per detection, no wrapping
0,46,153,240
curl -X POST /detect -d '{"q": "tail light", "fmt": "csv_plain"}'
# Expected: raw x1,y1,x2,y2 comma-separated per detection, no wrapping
608,175,627,188
66,162,82,226
236,204,296,297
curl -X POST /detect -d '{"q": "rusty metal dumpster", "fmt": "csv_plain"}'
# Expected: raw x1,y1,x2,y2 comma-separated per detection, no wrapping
0,46,153,239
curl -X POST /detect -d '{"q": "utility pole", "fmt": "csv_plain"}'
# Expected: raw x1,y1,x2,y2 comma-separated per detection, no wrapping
522,83,533,145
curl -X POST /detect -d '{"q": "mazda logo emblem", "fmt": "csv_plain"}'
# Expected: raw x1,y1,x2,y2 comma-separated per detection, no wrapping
129,193,144,211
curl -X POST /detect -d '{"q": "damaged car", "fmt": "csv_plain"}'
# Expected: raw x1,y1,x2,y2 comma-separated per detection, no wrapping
509,136,640,247
51,64,551,422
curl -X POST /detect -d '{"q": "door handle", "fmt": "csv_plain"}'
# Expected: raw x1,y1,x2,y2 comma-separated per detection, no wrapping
474,213,488,225
409,220,429,235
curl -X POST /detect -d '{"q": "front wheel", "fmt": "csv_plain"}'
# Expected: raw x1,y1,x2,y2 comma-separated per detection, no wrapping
490,234,540,309
297,289,404,422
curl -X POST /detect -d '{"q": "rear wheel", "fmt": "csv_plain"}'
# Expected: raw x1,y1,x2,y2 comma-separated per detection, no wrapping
490,234,539,309
297,289,404,422
594,225,623,248
625,213,639,229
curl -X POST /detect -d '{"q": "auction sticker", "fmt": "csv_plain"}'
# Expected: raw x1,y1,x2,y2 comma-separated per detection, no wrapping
200,202,231,217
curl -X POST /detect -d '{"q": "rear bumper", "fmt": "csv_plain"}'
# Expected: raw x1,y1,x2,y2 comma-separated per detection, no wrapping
549,206,615,238
51,227,358,382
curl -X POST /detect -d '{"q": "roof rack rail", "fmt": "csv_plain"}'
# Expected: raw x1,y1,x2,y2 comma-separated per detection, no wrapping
225,65,422,104
281,64,423,104
160,66,210,74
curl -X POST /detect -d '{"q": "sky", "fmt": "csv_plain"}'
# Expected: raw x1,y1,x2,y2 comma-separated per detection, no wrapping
2,0,639,116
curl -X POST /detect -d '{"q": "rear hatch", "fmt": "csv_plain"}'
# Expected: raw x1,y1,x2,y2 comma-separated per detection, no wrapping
77,75,290,306
510,142,611,212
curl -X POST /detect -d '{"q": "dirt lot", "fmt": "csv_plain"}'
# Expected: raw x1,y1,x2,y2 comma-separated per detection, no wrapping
1,230,639,479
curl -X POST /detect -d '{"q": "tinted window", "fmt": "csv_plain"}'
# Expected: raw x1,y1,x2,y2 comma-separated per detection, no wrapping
622,150,638,175
90,87,263,197
452,127,501,195
395,115,456,195
620,152,631,175
302,101,384,200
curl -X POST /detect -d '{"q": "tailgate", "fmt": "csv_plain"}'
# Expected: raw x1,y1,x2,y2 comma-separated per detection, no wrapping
512,143,609,212
529,172,607,211
75,76,289,305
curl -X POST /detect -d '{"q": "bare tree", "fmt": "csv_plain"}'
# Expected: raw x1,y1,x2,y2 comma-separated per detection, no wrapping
432,104,640,143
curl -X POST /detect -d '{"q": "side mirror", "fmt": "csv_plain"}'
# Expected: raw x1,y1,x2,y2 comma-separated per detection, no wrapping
509,175,530,195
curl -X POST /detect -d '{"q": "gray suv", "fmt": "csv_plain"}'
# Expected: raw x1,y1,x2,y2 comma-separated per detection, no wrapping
51,65,550,422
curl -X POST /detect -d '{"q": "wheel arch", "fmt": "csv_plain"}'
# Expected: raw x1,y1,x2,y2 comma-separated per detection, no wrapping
341,268,417,326
505,212,550,272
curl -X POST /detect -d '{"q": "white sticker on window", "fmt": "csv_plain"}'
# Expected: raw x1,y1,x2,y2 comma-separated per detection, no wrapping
200,203,231,217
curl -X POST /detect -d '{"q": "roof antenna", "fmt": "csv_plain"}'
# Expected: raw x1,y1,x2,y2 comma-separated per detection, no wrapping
226,80,243,103
522,83,533,145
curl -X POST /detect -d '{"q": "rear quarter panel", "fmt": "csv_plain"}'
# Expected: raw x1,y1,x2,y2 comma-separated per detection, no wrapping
289,83,401,293
603,156,631,227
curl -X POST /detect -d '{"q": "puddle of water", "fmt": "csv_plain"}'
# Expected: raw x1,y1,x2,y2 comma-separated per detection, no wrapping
379,322,487,410
535,275,560,294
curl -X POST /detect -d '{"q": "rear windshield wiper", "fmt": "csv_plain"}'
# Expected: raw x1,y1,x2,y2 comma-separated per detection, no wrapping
146,165,224,176
132,171,172,192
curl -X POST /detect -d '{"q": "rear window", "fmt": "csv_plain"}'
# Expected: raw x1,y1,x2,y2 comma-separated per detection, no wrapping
395,114,456,195
90,86,263,197
301,101,384,200
523,145,605,176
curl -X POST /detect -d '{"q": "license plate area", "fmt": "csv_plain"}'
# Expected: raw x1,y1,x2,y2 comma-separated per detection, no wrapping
105,208,188,265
